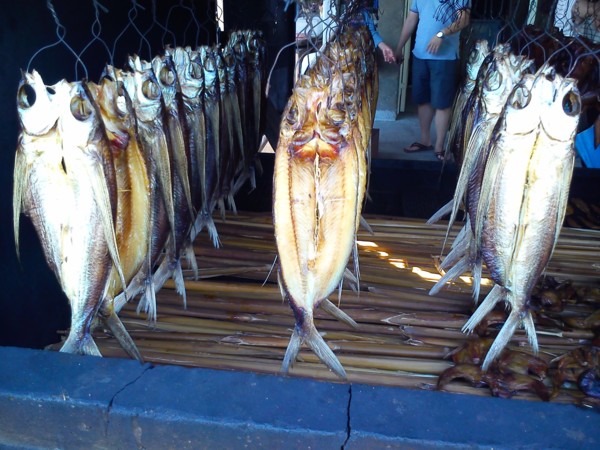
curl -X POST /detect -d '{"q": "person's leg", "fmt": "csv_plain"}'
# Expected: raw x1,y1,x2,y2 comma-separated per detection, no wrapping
418,103,434,147
430,59,459,159
405,56,434,151
434,106,452,157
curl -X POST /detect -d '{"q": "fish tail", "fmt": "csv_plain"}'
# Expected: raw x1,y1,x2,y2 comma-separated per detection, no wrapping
217,198,227,220
481,307,522,371
320,298,358,329
427,199,454,225
282,310,347,379
439,226,471,271
100,307,143,362
226,193,238,215
137,277,158,323
462,284,503,333
194,212,221,248
522,310,539,353
173,260,187,310
184,240,199,281
471,257,483,301
429,256,471,296
60,332,101,357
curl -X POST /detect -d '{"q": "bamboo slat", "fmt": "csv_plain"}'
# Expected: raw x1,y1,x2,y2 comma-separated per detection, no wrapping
87,212,600,405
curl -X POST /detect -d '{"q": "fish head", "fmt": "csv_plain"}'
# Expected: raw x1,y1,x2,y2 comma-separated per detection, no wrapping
128,68,162,122
173,47,203,98
466,40,490,83
535,66,581,144
501,74,540,135
481,52,532,116
201,48,218,91
17,70,60,136
57,81,99,149
152,54,177,106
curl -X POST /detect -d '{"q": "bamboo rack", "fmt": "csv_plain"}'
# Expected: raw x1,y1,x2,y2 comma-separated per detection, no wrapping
90,212,600,405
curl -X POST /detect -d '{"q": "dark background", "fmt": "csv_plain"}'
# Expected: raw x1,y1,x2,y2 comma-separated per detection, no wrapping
0,0,295,349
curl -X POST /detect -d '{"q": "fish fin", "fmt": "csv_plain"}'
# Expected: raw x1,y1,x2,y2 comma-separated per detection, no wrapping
522,311,539,354
173,260,187,310
481,307,521,371
184,240,199,281
429,256,471,296
12,146,27,263
137,277,158,323
227,193,238,215
427,198,454,225
194,213,221,248
101,308,144,362
359,215,374,234
439,223,471,271
321,298,359,329
60,333,101,357
87,156,128,295
462,284,503,333
471,256,483,301
281,326,303,374
304,323,347,379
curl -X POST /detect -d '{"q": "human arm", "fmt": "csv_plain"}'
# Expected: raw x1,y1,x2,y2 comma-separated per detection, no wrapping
394,10,419,64
426,8,471,55
363,10,396,63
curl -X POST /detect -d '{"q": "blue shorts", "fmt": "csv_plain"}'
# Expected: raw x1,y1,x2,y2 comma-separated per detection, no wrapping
411,57,458,109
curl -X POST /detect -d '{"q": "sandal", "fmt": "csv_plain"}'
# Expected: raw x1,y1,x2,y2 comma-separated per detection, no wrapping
435,151,445,161
404,142,434,153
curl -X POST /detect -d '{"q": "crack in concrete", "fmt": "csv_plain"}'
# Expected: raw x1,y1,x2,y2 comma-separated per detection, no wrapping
103,364,154,437
341,384,352,449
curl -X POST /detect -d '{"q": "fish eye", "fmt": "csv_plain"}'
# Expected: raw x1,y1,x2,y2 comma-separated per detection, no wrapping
17,83,36,109
46,86,56,95
509,84,531,109
142,79,160,100
562,91,581,117
286,105,298,125
160,66,175,86
70,94,92,121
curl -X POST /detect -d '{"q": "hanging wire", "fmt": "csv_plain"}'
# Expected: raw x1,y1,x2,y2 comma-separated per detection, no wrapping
150,0,176,49
111,0,151,65
27,0,89,80
178,0,201,48
78,0,113,70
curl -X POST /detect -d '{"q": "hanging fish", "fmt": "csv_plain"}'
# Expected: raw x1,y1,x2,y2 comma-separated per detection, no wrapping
445,39,490,165
87,76,151,361
465,66,581,370
149,53,197,305
113,62,174,321
430,49,533,299
14,72,126,356
273,26,375,378
193,45,221,247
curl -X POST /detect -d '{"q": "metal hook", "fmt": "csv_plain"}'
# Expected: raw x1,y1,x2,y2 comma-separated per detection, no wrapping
111,0,150,66
27,0,89,80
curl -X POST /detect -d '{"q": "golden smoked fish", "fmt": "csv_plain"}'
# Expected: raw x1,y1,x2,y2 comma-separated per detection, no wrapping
14,72,125,356
465,66,580,369
273,26,375,378
88,76,150,360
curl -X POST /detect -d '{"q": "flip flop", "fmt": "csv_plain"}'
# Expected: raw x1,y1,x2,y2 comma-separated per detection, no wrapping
404,142,434,153
435,151,445,161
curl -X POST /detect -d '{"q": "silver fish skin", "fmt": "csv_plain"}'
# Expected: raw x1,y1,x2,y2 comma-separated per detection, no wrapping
445,39,490,164
172,46,205,220
115,65,173,321
150,53,196,304
15,75,122,356
466,67,580,370
193,45,221,247
429,50,534,299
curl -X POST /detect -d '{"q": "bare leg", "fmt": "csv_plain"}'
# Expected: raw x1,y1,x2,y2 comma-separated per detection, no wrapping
418,103,434,146
434,107,452,156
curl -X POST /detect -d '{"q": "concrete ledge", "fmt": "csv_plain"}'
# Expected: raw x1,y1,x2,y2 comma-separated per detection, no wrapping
0,347,598,449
